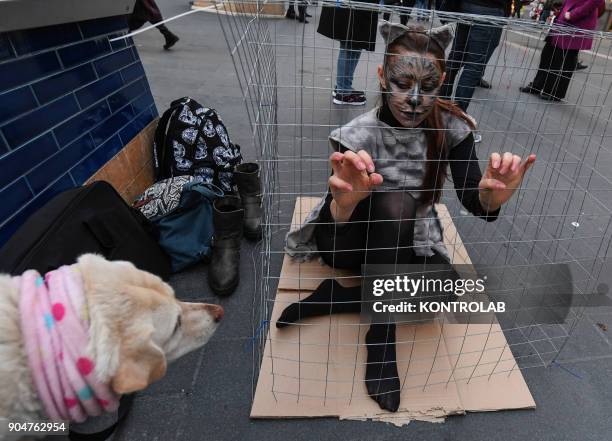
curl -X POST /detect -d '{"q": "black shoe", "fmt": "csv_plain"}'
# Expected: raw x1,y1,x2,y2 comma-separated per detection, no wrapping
298,6,309,23
519,84,540,95
576,61,588,70
162,32,179,50
234,162,263,241
333,92,366,106
209,196,243,296
478,78,491,89
539,93,561,102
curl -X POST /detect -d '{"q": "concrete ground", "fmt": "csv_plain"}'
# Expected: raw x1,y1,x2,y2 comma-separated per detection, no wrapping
108,1,612,440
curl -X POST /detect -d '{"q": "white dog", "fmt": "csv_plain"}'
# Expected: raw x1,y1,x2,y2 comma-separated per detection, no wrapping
0,254,223,440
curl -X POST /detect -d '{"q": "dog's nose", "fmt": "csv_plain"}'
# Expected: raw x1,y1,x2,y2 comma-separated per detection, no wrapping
204,304,224,322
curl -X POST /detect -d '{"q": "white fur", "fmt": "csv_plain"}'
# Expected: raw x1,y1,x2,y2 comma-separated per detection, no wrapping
0,255,222,441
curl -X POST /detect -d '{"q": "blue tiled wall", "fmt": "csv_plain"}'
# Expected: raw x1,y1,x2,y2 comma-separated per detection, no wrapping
0,15,157,246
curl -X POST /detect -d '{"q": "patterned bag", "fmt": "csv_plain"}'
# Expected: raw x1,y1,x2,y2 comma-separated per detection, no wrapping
133,176,194,219
153,97,242,192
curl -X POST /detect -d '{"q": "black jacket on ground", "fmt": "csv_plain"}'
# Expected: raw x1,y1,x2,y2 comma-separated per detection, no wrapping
317,0,380,51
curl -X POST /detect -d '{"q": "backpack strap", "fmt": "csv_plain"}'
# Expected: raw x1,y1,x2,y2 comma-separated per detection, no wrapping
154,98,190,180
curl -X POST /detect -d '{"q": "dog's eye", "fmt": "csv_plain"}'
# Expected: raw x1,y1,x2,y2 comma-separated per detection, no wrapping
173,315,182,334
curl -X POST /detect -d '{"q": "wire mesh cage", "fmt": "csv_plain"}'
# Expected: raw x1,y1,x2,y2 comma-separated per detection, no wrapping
214,0,612,410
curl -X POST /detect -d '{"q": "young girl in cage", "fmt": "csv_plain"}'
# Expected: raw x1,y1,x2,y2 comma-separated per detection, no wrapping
280,22,536,412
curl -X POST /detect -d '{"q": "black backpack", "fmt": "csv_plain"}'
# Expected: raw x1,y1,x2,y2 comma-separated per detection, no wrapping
153,97,242,192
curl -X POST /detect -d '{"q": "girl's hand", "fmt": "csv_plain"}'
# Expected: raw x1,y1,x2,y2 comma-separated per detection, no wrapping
328,150,383,222
479,152,536,212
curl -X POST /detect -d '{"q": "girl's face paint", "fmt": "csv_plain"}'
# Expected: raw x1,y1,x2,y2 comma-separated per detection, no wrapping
381,49,443,128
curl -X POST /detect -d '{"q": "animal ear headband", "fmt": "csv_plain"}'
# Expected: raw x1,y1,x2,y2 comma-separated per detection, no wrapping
379,21,454,53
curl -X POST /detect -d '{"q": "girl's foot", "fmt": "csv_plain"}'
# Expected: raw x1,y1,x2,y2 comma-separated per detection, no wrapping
276,279,361,327
365,323,401,412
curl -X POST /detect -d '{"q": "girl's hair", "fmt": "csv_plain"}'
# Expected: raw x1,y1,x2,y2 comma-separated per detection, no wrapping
381,28,475,204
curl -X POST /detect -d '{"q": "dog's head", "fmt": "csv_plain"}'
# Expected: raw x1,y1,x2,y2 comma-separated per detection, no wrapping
75,254,223,395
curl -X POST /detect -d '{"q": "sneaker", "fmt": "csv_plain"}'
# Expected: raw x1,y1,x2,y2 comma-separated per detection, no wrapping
576,61,588,70
333,92,367,106
519,84,541,95
539,93,561,102
477,78,491,89
332,88,365,98
473,132,482,143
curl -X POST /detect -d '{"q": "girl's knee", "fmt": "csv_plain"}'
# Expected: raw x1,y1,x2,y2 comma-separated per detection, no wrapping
371,191,417,221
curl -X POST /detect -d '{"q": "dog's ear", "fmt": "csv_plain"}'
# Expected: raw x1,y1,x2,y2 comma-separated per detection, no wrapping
111,338,167,394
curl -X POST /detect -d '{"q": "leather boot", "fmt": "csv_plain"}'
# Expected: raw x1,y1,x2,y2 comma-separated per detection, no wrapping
234,163,263,241
208,196,243,296
158,24,179,50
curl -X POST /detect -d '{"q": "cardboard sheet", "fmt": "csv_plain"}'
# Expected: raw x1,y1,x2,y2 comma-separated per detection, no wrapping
252,197,535,425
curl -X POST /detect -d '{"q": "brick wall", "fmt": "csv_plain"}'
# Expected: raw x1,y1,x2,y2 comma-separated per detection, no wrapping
0,15,157,246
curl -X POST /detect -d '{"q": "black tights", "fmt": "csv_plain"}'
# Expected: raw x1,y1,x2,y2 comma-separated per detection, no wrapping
278,191,452,412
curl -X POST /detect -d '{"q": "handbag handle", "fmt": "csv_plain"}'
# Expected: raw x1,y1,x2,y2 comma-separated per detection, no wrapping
183,182,224,199
154,98,190,180
176,182,224,211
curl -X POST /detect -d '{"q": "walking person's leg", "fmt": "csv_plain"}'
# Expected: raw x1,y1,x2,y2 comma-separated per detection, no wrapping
521,41,555,94
399,0,416,25
286,0,296,19
415,0,428,20
334,41,365,105
297,0,310,23
131,0,179,50
453,20,502,112
543,48,578,100
383,0,396,22
477,24,502,89
440,23,470,100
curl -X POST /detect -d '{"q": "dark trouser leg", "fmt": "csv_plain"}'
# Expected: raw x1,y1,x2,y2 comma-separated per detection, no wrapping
383,0,395,22
399,0,416,25
336,42,362,94
541,48,578,100
532,41,556,91
453,23,502,112
157,24,179,50
297,1,308,22
440,23,470,100
556,49,578,99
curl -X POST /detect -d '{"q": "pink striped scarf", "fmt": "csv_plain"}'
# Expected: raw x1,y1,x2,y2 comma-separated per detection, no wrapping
17,266,120,422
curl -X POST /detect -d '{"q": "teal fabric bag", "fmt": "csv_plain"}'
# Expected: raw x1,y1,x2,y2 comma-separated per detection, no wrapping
151,181,223,272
